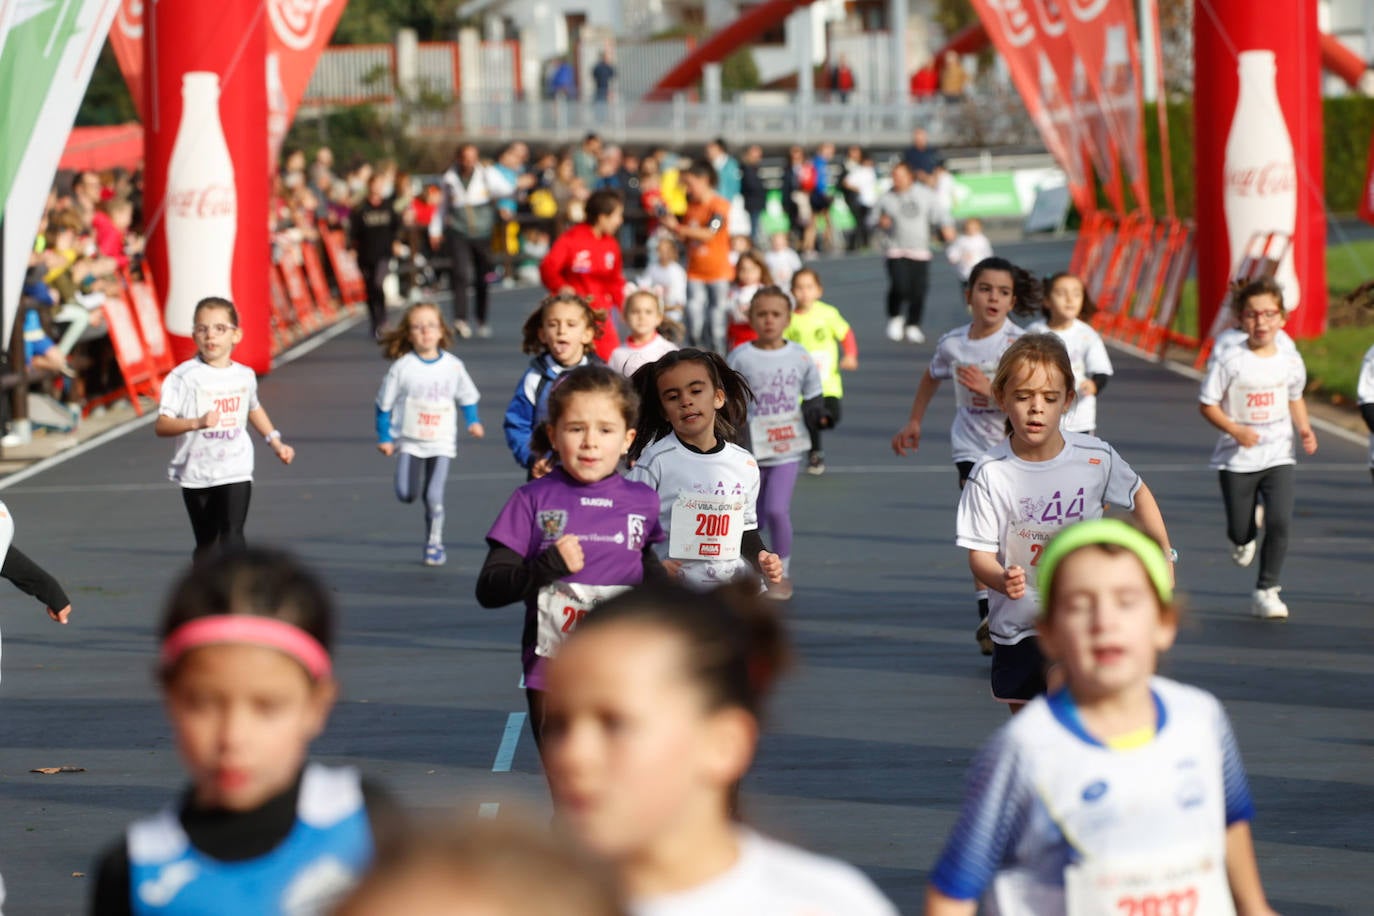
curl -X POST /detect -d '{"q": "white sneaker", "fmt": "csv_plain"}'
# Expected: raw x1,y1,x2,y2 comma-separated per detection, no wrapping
477,324,493,339
454,320,473,339
1251,586,1288,620
1231,540,1256,567
905,325,926,344
885,316,904,342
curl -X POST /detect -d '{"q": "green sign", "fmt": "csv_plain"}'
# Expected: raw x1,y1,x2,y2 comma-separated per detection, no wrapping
949,173,1022,219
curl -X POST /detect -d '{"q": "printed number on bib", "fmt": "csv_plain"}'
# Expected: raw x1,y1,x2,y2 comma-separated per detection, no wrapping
1226,384,1288,428
953,362,995,411
197,388,249,432
1065,847,1234,916
535,583,630,657
669,494,744,561
1005,519,1063,580
401,398,456,442
750,410,810,459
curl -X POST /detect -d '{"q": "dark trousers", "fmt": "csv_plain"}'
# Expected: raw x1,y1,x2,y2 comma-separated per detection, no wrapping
1219,465,1294,589
804,396,842,454
361,259,388,336
886,257,930,326
183,481,252,561
446,231,492,326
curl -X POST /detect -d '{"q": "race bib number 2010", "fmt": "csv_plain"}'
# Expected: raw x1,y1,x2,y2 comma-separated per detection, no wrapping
669,494,744,561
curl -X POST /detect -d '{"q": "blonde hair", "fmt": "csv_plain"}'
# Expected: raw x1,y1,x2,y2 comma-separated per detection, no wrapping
991,333,1075,435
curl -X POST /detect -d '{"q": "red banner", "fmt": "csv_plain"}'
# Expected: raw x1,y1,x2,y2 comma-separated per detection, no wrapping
1060,0,1151,215
1359,125,1374,227
109,0,145,120
968,0,1096,215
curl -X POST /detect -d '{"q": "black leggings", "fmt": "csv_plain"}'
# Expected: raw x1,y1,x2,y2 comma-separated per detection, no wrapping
182,482,252,561
1219,465,1294,589
804,396,842,454
446,231,491,325
885,257,930,325
361,259,388,336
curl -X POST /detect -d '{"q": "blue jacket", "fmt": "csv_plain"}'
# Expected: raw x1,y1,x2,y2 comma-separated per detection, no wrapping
503,354,596,468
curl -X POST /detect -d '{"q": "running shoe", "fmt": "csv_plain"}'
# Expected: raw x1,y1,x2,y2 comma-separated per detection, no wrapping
454,320,473,339
477,324,493,339
424,543,447,567
806,451,826,476
975,618,993,655
1231,540,1256,567
1251,586,1288,620
905,325,926,344
886,316,904,342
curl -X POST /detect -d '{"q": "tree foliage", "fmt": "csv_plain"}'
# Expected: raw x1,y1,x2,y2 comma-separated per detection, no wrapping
333,0,468,44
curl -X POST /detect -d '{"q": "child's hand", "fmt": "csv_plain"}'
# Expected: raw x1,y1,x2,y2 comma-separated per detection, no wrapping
839,354,858,371
1002,564,1027,600
467,422,486,439
1232,425,1261,448
891,420,922,455
377,441,396,456
47,604,71,624
956,365,991,397
758,551,783,584
1299,427,1318,455
555,534,585,574
200,409,220,430
530,455,554,478
272,440,295,465
662,559,684,578
1079,379,1098,397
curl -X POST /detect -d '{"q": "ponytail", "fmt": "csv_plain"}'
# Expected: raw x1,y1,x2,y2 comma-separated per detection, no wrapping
968,256,1042,316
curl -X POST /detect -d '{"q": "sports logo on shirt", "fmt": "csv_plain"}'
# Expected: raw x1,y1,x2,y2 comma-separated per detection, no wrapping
1081,780,1109,802
539,510,568,540
627,514,646,550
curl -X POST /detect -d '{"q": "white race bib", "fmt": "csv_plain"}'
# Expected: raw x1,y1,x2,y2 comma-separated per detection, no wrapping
1226,383,1289,427
1065,846,1235,916
749,409,810,460
1005,519,1061,574
669,493,744,561
535,582,630,657
953,361,996,411
401,398,457,442
196,386,250,432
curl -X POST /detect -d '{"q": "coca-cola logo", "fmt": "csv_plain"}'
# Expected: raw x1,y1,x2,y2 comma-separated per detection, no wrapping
167,185,238,220
1031,0,1067,37
1225,162,1296,198
1067,0,1109,21
268,0,335,52
987,0,1036,48
116,0,142,39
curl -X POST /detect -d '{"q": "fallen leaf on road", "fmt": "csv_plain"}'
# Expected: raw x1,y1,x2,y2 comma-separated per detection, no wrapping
30,766,86,775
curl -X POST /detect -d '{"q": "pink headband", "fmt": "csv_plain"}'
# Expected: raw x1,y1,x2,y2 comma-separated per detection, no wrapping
161,616,332,680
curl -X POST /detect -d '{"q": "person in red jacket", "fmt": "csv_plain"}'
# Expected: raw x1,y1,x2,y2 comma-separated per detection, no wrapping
539,189,626,360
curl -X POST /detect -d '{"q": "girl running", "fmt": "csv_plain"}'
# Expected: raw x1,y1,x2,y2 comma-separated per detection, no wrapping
1199,277,1317,621
539,189,627,360
1360,341,1374,484
725,249,771,352
0,501,74,683
608,289,679,378
626,350,784,591
155,297,295,559
957,334,1172,710
726,286,828,599
891,256,1037,654
503,293,604,478
478,366,664,745
783,268,857,476
92,549,395,915
375,302,484,567
927,519,1277,916
543,583,898,915
1027,272,1113,435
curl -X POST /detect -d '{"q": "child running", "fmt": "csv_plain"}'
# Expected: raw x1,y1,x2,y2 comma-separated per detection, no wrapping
1198,277,1317,620
609,289,679,378
543,583,898,915
926,519,1277,916
1360,341,1374,484
957,334,1172,710
626,350,784,591
727,286,828,600
1027,272,1113,435
725,249,771,352
375,302,484,567
155,297,295,559
0,500,74,683
478,366,665,745
504,293,604,478
891,256,1037,654
783,268,857,476
92,548,395,915
638,237,688,328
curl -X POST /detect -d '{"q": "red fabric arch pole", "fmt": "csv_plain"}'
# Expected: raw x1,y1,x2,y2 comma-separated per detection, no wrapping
646,0,818,99
145,1,271,372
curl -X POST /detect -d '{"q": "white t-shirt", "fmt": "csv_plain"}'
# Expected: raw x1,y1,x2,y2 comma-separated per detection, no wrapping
929,322,1026,462
1199,346,1306,472
1206,326,1296,369
929,677,1254,916
158,358,261,489
610,334,678,378
764,248,802,288
945,233,994,280
375,351,481,459
1026,319,1113,434
1359,343,1374,467
842,162,879,207
957,433,1142,645
626,434,760,590
639,262,689,311
633,829,897,916
726,341,822,466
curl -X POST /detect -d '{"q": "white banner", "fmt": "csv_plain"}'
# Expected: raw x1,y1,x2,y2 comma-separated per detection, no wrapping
1,0,119,349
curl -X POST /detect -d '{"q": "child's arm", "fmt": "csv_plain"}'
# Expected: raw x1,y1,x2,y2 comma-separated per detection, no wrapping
154,412,218,437
839,326,858,371
247,406,295,464
462,403,485,438
454,365,485,438
1289,398,1317,455
1199,403,1261,448
2,545,72,623
375,405,396,455
892,368,942,455
1225,821,1278,916
474,536,580,607
1127,482,1175,583
968,550,1025,599
503,383,537,468
924,888,978,916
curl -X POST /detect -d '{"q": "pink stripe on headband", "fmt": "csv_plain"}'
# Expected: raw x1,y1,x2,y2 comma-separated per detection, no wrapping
161,616,332,679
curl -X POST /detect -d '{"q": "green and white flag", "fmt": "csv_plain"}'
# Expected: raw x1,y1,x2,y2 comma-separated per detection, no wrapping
1,0,119,348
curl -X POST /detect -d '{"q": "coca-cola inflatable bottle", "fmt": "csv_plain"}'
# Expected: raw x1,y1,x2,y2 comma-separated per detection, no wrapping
1223,50,1299,310
163,72,238,338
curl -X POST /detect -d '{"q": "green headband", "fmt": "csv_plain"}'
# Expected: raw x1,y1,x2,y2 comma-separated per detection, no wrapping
1037,519,1172,616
